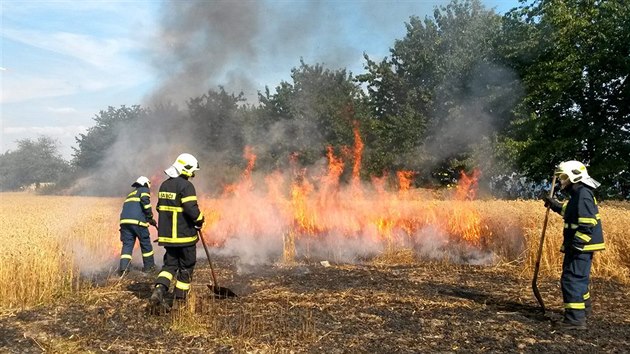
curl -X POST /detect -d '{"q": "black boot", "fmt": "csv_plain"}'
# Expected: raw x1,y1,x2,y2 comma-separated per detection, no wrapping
150,284,167,306
584,298,593,317
553,319,587,330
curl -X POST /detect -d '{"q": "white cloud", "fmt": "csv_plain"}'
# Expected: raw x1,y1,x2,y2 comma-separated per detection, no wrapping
3,28,136,69
1,75,79,103
3,125,87,136
47,106,78,114
1,125,88,159
1,19,154,104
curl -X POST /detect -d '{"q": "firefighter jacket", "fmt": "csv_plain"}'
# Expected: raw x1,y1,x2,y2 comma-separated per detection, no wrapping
550,183,605,253
120,186,153,227
156,176,204,247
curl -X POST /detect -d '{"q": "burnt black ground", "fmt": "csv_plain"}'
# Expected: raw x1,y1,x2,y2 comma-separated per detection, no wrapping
1,259,629,353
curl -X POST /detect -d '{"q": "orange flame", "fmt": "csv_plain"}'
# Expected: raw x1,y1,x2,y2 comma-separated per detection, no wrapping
198,137,485,259
454,169,481,200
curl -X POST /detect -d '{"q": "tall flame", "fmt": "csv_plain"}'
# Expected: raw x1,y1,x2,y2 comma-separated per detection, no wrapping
199,123,484,262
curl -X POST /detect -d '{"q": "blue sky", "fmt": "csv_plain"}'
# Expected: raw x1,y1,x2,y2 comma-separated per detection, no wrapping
1,0,521,159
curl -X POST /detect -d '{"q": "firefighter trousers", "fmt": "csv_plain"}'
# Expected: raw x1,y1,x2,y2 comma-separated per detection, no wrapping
155,245,197,299
119,224,155,272
561,251,593,324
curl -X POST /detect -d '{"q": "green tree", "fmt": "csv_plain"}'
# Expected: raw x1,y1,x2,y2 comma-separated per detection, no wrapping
500,0,630,198
186,87,247,165
72,105,147,170
357,0,510,184
0,136,70,191
256,61,367,170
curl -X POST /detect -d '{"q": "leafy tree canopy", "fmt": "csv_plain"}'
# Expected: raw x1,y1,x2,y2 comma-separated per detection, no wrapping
358,0,510,184
72,105,148,171
0,136,70,191
257,61,367,169
500,0,630,198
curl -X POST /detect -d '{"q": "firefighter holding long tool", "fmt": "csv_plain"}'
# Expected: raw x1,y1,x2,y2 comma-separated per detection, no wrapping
150,153,204,308
543,161,605,329
118,176,157,276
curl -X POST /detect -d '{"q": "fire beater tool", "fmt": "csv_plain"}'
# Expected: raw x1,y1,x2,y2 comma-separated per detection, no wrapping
198,229,238,299
532,174,557,316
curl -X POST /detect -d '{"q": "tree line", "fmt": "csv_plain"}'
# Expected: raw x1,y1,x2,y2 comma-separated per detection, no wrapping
1,0,628,199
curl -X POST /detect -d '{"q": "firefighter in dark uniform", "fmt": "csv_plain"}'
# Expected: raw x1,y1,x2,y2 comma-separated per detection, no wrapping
118,176,157,275
544,160,605,329
150,153,204,307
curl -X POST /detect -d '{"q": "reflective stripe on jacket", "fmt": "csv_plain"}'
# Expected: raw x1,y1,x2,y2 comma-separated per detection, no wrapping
156,176,203,247
119,186,153,227
555,183,605,253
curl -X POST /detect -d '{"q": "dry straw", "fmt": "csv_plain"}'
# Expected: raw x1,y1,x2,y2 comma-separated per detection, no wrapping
1,193,628,312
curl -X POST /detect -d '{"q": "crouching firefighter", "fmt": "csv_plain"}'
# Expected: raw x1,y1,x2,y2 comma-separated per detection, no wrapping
118,176,157,275
543,160,605,329
150,153,204,308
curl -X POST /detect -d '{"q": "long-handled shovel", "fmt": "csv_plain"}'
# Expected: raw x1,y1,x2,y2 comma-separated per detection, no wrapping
198,229,238,299
532,174,557,315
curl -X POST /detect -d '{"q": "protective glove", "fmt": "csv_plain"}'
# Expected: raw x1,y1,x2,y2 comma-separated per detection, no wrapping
194,216,205,230
148,218,157,227
542,196,562,212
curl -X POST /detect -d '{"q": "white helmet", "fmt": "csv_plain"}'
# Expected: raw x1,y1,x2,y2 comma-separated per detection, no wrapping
164,153,200,178
133,176,151,188
555,160,600,189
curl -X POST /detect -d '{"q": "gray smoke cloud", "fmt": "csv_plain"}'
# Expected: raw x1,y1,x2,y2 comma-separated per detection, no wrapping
65,1,524,273
421,61,522,165
146,0,373,106
67,0,460,196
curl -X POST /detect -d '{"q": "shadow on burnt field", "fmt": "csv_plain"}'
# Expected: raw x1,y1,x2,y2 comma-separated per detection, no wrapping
432,282,551,320
1,260,629,353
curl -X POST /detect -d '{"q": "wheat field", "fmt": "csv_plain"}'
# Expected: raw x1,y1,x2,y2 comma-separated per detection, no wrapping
1,192,628,311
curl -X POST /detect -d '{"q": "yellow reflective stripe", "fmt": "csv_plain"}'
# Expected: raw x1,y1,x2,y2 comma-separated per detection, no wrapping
196,213,204,222
564,302,585,309
158,205,183,212
177,159,186,165
141,193,150,198
173,211,178,237
583,292,590,300
158,271,173,281
593,197,597,205
578,217,598,226
128,191,136,197
125,197,141,202
561,202,568,216
583,243,605,251
142,250,154,257
595,213,601,220
120,254,132,260
158,235,198,244
575,231,591,243
181,196,197,203
175,281,191,291
120,219,149,227
143,204,152,209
